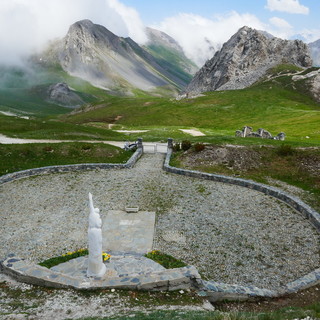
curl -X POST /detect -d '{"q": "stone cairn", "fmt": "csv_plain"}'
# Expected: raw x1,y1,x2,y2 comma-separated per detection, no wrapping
236,126,286,140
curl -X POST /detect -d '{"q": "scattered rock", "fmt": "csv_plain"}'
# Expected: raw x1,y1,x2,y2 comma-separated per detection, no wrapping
235,126,285,140
47,82,84,107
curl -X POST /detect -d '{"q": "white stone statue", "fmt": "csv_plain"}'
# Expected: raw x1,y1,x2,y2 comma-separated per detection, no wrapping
87,193,107,277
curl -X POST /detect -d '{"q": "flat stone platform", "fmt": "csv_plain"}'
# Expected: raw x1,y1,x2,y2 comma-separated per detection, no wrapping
51,254,165,279
1,254,201,291
102,211,155,254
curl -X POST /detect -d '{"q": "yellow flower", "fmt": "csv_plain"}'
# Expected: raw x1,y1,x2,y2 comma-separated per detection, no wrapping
102,252,111,261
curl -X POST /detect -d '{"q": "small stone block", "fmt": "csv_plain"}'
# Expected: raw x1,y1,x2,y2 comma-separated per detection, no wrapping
125,207,139,213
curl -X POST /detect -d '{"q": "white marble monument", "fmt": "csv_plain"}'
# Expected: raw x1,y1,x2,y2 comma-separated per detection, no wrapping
87,193,107,277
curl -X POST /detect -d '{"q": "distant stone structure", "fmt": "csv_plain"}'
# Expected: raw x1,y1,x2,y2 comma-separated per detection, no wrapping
236,126,285,140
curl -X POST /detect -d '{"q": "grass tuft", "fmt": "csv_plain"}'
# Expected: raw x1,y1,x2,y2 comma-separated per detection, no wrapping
145,250,187,269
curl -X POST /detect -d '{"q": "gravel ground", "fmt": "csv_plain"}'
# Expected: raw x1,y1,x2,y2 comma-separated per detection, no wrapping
0,153,319,291
0,273,210,320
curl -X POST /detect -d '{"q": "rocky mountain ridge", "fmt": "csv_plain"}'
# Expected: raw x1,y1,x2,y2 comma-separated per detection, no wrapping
44,19,191,95
61,20,176,93
185,26,313,95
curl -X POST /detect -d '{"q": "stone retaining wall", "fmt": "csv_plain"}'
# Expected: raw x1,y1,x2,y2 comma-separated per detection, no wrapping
0,141,143,185
164,139,320,301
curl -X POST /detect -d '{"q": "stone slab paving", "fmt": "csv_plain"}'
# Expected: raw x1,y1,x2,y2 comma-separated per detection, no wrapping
1,255,201,291
102,211,155,254
51,254,165,279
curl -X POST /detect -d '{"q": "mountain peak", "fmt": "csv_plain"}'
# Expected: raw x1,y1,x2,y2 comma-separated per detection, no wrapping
146,27,183,53
185,26,312,94
55,20,182,94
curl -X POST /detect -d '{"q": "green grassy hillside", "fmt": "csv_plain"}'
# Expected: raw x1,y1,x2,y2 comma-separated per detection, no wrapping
0,64,108,116
0,64,319,146
59,66,320,145
144,44,196,85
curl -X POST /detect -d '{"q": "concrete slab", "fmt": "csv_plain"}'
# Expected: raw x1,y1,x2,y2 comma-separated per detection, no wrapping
102,210,155,254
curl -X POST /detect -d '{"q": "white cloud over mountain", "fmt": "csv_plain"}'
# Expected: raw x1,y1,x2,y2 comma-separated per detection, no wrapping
0,0,316,68
0,0,146,64
265,0,309,15
153,11,267,66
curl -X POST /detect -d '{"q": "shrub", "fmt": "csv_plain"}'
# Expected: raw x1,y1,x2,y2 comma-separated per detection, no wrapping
173,143,181,152
81,144,91,151
276,144,295,156
181,140,192,151
194,143,205,152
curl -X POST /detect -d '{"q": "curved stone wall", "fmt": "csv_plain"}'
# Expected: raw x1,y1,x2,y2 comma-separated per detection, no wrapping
0,144,143,185
1,139,319,300
164,140,320,301
164,145,320,232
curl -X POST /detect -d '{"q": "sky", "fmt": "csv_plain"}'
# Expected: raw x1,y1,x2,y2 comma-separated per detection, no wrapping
0,0,319,66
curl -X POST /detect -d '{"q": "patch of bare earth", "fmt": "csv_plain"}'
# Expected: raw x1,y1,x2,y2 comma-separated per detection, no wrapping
180,145,263,172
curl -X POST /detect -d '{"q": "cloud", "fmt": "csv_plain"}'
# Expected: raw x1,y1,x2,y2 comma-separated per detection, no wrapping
270,17,293,29
298,29,320,43
265,0,309,14
153,11,267,66
268,17,294,38
0,0,146,65
107,0,147,43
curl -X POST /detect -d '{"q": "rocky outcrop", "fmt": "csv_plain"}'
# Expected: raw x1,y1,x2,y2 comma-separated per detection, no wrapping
185,26,312,95
54,20,180,94
47,82,84,107
292,69,320,103
235,126,285,140
309,72,320,103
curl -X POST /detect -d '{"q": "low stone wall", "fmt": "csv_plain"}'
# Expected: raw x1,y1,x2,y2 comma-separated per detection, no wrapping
164,145,320,232
164,139,320,300
0,142,143,185
0,254,202,292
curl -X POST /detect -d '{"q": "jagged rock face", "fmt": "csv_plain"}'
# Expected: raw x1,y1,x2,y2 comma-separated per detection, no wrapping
58,19,175,93
185,26,312,95
47,82,84,107
309,39,320,66
310,73,320,103
292,69,320,103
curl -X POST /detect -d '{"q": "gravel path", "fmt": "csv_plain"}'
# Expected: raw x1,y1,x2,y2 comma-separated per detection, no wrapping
0,153,319,290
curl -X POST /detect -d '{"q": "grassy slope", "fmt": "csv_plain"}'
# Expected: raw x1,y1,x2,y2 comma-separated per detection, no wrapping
0,142,132,176
144,44,195,85
1,64,319,145
0,113,127,140
0,64,108,116
60,67,320,145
